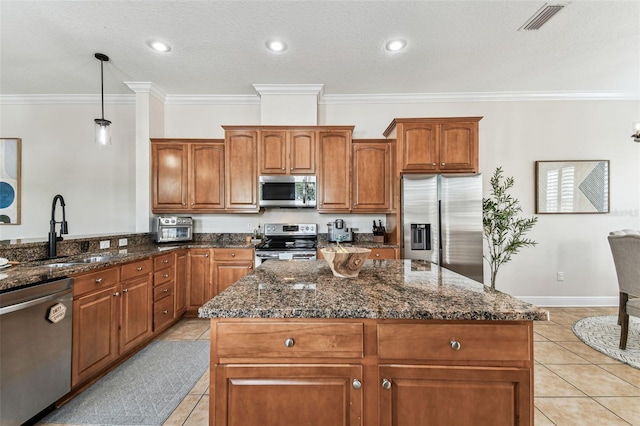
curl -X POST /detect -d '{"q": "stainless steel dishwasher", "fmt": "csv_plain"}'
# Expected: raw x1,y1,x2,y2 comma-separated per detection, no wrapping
0,277,73,426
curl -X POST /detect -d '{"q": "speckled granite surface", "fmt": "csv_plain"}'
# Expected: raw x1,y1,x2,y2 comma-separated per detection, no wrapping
198,260,549,321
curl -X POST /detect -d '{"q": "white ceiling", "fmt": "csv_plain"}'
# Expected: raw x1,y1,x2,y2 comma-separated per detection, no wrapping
1,0,639,98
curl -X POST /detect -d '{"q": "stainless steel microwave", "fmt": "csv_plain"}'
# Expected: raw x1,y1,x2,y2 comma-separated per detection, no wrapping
259,176,316,208
153,216,194,243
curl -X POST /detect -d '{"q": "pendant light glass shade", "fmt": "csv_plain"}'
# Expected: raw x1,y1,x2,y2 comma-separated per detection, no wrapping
94,118,112,145
94,53,111,145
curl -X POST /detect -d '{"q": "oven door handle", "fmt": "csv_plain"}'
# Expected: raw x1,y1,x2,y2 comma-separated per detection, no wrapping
255,252,280,259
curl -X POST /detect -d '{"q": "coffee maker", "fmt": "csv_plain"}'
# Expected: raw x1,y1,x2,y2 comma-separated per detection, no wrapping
327,219,353,242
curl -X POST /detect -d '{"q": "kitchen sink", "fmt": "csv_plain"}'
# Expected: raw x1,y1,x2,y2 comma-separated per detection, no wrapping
38,262,84,268
33,254,122,268
78,255,120,263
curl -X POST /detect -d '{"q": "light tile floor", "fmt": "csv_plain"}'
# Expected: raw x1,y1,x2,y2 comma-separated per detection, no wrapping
41,308,640,425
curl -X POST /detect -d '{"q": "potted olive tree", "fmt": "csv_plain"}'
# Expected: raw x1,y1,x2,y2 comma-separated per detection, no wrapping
483,167,538,290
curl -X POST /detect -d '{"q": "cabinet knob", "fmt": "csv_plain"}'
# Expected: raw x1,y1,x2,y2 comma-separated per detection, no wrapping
182,202,186,206
95,278,103,284
282,167,285,170
382,379,392,390
163,273,169,278
441,162,445,166
113,292,120,297
352,379,362,390
450,340,461,351
122,288,129,293
163,288,169,293
136,266,143,271
375,253,380,257
290,167,293,171
231,253,235,257
163,259,169,264
431,163,436,166
284,338,295,347
162,310,168,315
205,253,209,257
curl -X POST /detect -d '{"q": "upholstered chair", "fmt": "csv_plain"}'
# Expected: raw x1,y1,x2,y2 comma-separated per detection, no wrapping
608,229,640,349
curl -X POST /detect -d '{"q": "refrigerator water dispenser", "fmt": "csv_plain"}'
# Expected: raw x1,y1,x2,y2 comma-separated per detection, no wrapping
410,224,430,250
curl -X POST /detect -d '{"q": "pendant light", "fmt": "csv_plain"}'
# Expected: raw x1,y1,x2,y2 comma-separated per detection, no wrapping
94,53,111,146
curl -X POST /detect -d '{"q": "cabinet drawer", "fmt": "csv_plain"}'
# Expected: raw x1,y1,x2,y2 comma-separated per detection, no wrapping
153,281,174,302
154,265,175,287
213,248,254,261
216,322,364,358
377,323,531,362
369,248,396,259
154,296,175,330
121,258,152,281
73,267,120,297
154,253,175,270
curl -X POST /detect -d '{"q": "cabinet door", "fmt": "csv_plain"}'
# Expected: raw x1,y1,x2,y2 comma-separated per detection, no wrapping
214,364,363,426
214,261,253,295
225,130,259,212
72,285,119,387
187,249,212,313
400,123,439,172
439,121,478,172
175,250,187,316
259,130,287,174
190,143,225,210
317,131,351,212
352,142,391,212
379,365,531,426
289,130,316,174
151,142,188,211
120,275,152,354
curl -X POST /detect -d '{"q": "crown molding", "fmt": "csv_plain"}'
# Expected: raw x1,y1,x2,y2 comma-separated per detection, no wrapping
0,94,135,105
320,91,638,104
253,84,325,98
124,82,167,102
164,94,260,105
1,90,636,106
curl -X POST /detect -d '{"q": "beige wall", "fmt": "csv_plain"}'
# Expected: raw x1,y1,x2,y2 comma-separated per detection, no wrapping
1,96,639,305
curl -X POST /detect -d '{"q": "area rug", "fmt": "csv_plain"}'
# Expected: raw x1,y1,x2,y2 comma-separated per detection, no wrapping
42,340,210,425
572,315,640,369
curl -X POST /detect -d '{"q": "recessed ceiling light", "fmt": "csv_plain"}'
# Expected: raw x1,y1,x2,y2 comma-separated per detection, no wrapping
385,39,407,52
266,40,287,52
149,40,172,53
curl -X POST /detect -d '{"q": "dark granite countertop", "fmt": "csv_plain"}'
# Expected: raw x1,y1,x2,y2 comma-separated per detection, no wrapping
0,243,254,293
198,260,549,321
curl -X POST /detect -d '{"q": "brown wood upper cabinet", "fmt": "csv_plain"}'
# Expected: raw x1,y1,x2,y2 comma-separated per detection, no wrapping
317,129,353,213
224,128,259,212
384,117,481,173
151,139,225,213
351,139,393,212
259,129,315,175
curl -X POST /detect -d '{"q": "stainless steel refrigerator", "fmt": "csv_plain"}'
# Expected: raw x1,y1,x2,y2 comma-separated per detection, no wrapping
402,174,484,283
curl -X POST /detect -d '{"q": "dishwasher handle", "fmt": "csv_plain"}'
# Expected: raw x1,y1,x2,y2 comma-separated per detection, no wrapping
0,289,72,316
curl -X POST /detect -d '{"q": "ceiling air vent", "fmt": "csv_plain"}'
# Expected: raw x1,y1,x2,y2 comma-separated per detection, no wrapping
519,3,566,31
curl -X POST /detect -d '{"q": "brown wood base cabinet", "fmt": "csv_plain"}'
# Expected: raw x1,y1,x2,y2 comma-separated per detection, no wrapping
209,319,533,426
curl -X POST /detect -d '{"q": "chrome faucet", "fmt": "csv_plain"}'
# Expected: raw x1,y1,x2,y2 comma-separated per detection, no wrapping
48,194,68,258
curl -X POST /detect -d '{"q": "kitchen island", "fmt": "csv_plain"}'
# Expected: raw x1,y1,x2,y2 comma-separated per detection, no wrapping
199,259,548,426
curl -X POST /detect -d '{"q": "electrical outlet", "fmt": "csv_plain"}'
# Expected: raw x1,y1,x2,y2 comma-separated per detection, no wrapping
118,238,128,247
557,272,564,282
99,240,110,249
247,223,254,231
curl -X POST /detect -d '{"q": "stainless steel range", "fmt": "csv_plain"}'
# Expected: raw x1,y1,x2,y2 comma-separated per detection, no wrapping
255,223,317,265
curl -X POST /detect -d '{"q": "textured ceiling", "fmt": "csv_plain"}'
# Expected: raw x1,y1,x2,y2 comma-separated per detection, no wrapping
1,0,639,97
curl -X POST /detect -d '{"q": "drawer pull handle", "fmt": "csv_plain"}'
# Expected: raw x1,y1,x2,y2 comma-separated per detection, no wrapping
382,379,392,390
352,379,362,390
136,267,143,271
163,288,169,293
122,288,129,293
284,338,295,348
162,310,168,314
450,340,461,351
163,273,169,278
95,278,103,284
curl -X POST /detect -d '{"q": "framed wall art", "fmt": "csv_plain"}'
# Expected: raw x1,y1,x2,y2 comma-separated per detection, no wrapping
535,160,609,214
0,138,22,224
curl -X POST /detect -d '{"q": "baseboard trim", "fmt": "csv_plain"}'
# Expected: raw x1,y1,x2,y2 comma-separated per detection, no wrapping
517,296,618,307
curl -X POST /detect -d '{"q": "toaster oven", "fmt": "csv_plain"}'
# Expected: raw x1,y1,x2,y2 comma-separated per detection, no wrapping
153,216,193,243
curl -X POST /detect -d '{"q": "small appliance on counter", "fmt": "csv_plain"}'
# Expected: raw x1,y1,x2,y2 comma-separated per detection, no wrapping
153,216,194,243
327,219,353,243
